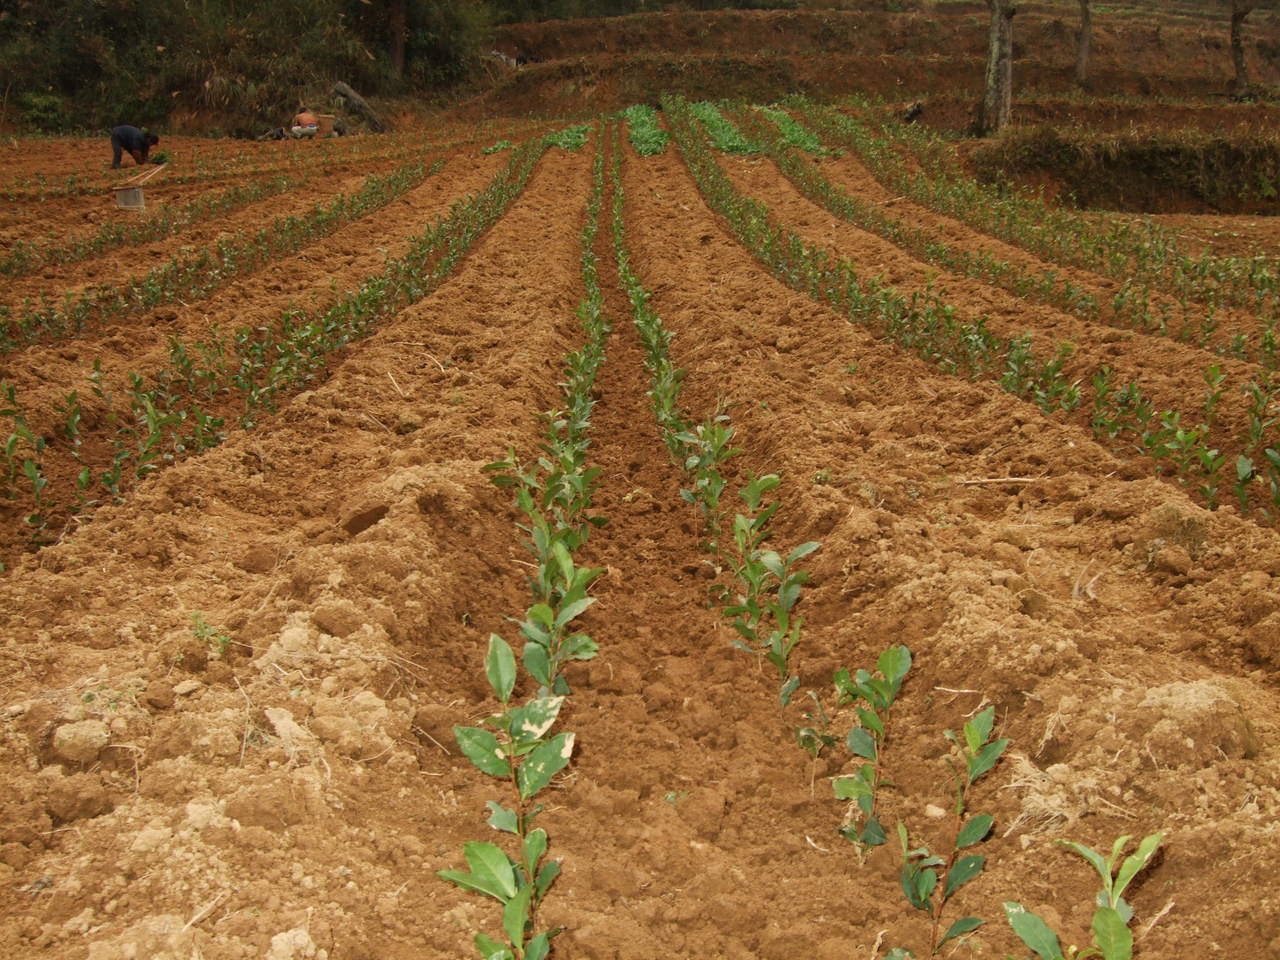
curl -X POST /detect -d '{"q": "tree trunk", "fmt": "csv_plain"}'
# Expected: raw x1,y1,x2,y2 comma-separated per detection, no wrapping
332,81,389,132
1075,0,1092,89
978,0,1017,136
1231,0,1254,98
389,0,407,80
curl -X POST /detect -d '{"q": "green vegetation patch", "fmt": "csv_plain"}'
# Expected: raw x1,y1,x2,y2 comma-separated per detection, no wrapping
622,104,670,156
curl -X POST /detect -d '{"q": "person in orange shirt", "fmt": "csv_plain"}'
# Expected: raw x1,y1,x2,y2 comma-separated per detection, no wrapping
290,108,318,138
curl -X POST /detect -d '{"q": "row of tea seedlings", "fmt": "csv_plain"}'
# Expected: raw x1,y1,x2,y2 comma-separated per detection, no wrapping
799,100,1279,329
609,123,817,705
0,136,554,547
442,123,608,960
0,154,442,350
0,173,304,277
665,95,1280,518
628,107,1172,958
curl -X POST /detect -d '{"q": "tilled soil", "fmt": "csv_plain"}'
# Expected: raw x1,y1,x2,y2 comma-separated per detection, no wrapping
1,124,1279,960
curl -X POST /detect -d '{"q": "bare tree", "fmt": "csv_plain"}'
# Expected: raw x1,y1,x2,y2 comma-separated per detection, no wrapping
1075,0,1092,89
1231,0,1255,98
390,0,408,80
978,0,1018,136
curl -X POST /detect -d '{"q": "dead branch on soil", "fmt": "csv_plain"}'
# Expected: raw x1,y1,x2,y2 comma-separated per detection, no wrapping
955,475,1049,485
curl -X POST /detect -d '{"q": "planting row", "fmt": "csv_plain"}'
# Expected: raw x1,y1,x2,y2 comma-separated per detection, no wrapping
0,129,597,561
671,99,1280,520
810,100,1279,324
446,122,609,960
0,156,439,351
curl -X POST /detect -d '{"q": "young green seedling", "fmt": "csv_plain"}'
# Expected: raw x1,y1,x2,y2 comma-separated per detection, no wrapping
1004,832,1164,960
441,635,574,960
830,645,912,853
887,705,1009,959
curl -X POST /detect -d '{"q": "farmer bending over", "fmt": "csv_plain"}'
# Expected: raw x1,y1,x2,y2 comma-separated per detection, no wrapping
291,108,319,138
110,125,159,169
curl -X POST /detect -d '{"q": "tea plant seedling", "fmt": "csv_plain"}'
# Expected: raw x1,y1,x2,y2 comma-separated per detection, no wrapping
886,705,1009,959
441,636,572,960
1004,832,1164,960
829,645,912,854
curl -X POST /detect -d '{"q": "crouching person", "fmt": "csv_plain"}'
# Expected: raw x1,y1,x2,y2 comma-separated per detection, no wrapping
110,125,159,168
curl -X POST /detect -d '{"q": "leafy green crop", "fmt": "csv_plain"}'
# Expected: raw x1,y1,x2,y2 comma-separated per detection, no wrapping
689,101,759,155
823,646,912,853
440,635,573,960
545,124,592,152
483,140,515,155
622,104,670,156
885,706,1009,959
1004,833,1164,960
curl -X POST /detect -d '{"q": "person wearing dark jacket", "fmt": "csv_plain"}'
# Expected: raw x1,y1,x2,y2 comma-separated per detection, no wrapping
110,125,159,168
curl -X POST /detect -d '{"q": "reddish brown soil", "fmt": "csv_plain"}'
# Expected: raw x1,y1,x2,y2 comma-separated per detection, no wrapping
1126,212,1280,259
1,119,1280,960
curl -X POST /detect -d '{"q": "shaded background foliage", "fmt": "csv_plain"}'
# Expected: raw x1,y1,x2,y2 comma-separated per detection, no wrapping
0,0,791,133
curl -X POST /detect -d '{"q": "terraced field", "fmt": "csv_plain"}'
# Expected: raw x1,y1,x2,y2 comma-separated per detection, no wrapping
1,104,1279,960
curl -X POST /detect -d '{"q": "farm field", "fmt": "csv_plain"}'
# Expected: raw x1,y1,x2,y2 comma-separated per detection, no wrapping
1,93,1280,960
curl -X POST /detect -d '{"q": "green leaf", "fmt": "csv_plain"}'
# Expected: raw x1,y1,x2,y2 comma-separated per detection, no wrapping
939,916,984,947
517,732,575,800
485,801,518,834
502,885,532,948
968,737,1010,783
1092,906,1133,960
787,540,821,564
466,842,518,899
1113,832,1163,901
486,635,517,704
780,674,800,707
439,842,517,902
861,816,887,847
522,642,551,687
833,774,871,800
525,933,551,960
527,604,555,629
970,705,996,746
560,632,598,661
847,727,877,760
554,596,595,629
510,696,564,743
534,859,561,897
877,644,912,689
855,707,884,736
473,933,514,960
944,854,985,897
454,726,509,778
523,828,548,873
1003,902,1064,960
956,814,994,848
1059,840,1111,888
